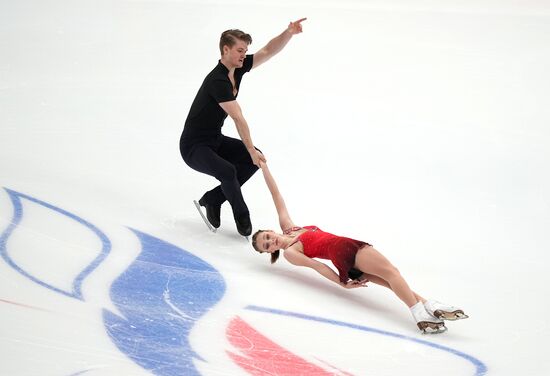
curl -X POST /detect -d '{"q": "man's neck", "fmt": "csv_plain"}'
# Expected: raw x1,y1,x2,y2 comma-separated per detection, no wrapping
220,58,235,73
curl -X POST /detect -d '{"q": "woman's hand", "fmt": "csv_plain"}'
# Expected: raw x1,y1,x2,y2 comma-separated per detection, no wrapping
342,279,368,289
249,149,266,167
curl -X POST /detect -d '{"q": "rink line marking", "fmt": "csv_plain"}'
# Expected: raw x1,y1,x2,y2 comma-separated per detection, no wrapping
226,316,346,375
67,369,102,376
246,305,487,376
314,357,354,376
0,298,50,312
0,188,112,300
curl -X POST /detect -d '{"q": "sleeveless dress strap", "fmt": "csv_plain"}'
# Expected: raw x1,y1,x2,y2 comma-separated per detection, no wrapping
284,226,317,249
283,226,302,235
286,238,301,249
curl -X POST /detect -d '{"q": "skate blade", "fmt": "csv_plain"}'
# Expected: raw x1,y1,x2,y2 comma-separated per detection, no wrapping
435,310,469,321
193,200,217,233
418,322,447,334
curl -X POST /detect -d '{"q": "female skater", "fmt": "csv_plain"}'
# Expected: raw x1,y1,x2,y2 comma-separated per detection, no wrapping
252,162,468,334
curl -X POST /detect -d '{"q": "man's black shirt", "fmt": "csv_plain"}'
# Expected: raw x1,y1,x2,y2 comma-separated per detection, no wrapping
181,55,254,154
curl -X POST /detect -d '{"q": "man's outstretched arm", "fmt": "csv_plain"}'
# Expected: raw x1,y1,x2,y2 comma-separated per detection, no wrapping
252,18,307,69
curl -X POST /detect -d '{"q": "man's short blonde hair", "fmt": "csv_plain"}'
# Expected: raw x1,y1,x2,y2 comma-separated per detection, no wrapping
219,29,252,55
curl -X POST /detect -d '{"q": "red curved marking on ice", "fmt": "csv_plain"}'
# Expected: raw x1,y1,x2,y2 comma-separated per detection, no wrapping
226,316,352,375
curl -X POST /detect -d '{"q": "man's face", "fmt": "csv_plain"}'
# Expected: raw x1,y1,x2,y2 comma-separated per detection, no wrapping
224,40,248,68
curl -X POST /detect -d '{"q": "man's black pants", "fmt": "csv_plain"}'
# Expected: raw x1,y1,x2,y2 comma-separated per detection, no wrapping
181,135,259,217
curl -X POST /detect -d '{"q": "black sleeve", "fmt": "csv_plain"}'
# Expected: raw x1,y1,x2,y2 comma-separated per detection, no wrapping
210,78,235,104
242,54,254,73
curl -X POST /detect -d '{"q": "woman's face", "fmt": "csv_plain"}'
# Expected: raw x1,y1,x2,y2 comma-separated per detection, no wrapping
223,40,248,68
257,231,280,253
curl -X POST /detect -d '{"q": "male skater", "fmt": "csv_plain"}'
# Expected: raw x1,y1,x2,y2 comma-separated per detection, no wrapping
180,18,306,236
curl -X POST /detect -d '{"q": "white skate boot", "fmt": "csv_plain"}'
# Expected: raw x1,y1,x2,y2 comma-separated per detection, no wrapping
424,300,469,321
411,302,447,334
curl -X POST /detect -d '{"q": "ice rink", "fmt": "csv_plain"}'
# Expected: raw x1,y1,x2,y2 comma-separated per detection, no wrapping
2,1,550,375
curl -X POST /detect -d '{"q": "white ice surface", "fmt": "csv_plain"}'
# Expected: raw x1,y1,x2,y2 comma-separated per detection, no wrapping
1,1,550,375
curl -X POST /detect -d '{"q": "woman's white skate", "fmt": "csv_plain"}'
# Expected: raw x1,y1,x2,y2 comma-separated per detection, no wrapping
411,302,447,334
417,320,447,334
424,300,469,321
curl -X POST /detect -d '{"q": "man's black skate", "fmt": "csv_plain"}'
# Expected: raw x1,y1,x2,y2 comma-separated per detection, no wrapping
193,200,217,233
234,213,252,237
198,198,221,228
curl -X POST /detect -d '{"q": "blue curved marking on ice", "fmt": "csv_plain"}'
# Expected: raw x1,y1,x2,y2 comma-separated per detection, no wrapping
0,188,111,300
246,305,488,376
67,370,94,375
103,229,226,376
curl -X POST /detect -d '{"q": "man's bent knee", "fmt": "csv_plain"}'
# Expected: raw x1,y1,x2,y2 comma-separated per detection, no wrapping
216,164,238,182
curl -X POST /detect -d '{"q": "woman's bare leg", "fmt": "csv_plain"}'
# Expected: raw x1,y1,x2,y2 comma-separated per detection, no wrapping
355,247,448,333
354,246,419,308
361,273,426,303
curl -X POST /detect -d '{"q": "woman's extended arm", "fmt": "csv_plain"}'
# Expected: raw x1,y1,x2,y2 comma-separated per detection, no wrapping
284,247,367,289
259,162,295,231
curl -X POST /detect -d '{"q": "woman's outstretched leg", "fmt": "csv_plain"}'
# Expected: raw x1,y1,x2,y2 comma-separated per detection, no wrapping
363,273,469,322
360,273,426,303
354,246,418,308
354,246,446,333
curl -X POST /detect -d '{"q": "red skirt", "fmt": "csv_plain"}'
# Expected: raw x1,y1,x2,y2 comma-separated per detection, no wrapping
328,237,371,283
